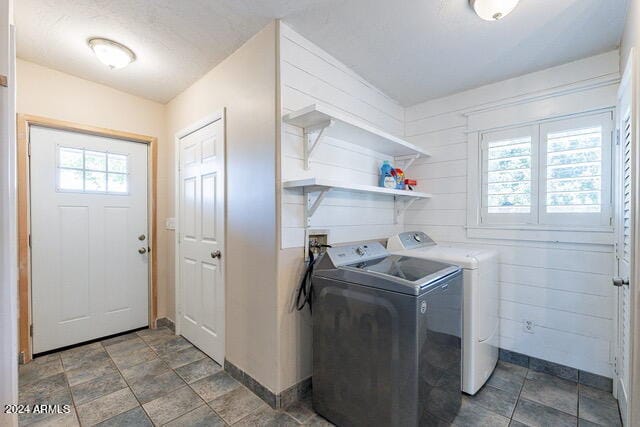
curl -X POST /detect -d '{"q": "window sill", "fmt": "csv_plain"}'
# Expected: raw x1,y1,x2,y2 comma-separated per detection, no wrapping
466,225,614,245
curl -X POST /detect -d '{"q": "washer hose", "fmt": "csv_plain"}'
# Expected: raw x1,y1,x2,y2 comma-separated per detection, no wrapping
296,245,331,313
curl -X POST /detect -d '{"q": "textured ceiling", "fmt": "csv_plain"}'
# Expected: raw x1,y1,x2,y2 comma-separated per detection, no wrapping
16,0,629,105
14,0,338,103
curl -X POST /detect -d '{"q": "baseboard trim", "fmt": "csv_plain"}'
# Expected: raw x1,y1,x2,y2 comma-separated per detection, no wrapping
224,359,311,409
499,348,613,392
156,317,175,332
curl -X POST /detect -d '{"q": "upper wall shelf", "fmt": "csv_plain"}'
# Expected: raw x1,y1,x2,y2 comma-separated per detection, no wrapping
283,104,431,170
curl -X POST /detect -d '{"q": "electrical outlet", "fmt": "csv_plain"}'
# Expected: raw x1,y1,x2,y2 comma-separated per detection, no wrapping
523,320,535,334
305,229,329,260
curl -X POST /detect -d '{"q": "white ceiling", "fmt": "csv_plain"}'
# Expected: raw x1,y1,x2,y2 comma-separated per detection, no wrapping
16,0,629,106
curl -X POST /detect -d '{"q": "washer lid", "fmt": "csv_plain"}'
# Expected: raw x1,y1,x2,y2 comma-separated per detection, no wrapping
344,254,458,285
315,242,460,295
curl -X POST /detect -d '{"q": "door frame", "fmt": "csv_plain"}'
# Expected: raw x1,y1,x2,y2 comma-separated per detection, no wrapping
17,114,158,363
173,109,226,362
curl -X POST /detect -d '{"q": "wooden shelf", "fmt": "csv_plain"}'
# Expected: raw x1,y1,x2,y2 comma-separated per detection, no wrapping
283,178,432,225
283,178,432,199
283,104,430,169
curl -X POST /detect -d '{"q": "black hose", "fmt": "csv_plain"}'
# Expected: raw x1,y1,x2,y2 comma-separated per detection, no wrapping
296,244,331,313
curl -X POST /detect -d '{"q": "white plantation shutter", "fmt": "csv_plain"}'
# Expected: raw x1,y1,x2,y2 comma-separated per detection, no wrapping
479,113,612,227
545,127,602,213
540,113,612,226
481,125,538,224
486,137,532,213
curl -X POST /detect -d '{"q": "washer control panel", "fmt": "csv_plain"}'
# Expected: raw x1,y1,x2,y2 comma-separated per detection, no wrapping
326,242,387,266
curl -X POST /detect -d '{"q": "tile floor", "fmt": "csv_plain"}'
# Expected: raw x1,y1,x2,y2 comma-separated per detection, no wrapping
18,327,622,427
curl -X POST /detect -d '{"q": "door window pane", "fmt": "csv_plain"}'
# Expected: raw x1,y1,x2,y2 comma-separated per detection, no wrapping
58,168,84,191
108,153,128,173
85,171,107,192
85,150,107,171
546,127,602,213
108,173,128,193
59,147,83,169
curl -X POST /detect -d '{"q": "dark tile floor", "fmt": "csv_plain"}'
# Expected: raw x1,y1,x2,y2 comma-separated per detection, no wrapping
459,360,622,427
18,327,621,426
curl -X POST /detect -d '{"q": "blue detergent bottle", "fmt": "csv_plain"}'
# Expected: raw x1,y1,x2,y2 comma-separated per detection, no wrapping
379,160,396,188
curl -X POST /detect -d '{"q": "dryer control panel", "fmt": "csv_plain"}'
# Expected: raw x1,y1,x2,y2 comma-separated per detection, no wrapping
391,231,437,250
325,242,387,266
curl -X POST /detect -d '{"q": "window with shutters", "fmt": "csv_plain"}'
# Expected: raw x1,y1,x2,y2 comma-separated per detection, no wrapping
480,112,612,227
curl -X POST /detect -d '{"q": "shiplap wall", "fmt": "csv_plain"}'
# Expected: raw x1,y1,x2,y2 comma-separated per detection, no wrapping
277,22,620,377
404,50,620,377
279,23,405,248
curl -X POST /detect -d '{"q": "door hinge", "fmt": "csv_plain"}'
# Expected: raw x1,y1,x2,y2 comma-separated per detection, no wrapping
28,234,31,248
29,324,33,337
28,141,31,156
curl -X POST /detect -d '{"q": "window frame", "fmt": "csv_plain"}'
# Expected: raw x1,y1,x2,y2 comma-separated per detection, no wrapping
477,112,613,229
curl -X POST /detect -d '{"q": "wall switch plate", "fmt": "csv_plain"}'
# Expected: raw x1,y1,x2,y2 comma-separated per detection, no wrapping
165,218,176,230
523,320,535,334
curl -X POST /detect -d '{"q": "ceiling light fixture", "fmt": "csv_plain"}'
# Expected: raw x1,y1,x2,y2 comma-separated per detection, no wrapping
470,0,520,21
88,38,136,69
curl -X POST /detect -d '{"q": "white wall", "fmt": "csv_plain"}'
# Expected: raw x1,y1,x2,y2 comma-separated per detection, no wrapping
279,22,405,250
166,23,279,392
404,51,620,377
15,59,170,320
276,22,407,391
0,0,16,425
621,0,639,71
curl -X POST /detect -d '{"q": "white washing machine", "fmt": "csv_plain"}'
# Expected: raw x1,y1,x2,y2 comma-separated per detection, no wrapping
387,231,499,395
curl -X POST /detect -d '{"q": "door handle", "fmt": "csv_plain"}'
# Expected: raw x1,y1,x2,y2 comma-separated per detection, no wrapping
138,247,147,254
613,277,630,287
211,250,221,259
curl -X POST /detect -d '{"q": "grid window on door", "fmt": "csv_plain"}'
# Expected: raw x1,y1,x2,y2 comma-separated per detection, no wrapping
57,147,129,194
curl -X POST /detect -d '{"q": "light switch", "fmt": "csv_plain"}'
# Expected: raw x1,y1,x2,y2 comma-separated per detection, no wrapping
165,217,176,230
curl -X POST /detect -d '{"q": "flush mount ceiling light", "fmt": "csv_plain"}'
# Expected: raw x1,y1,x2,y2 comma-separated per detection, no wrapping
470,0,520,21
88,38,136,69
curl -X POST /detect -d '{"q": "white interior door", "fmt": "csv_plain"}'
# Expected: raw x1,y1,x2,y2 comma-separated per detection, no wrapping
30,126,149,354
177,116,225,364
615,52,636,426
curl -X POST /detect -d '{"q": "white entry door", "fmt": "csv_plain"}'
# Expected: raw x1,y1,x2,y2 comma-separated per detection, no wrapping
30,126,149,354
614,51,636,426
177,116,225,364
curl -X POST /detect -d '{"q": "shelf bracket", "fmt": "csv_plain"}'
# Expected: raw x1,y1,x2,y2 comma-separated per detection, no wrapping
394,196,419,224
305,188,330,226
304,120,334,170
395,153,421,171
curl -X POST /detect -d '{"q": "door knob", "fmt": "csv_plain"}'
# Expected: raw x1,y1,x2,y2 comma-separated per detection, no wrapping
613,277,630,287
211,250,221,259
138,247,147,254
